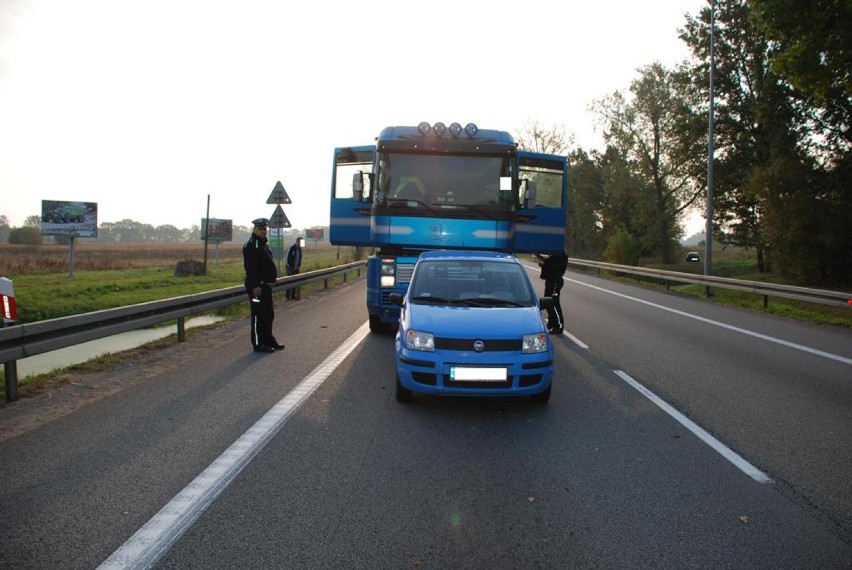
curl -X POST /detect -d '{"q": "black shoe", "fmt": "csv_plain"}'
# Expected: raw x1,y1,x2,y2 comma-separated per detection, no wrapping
254,345,275,353
272,341,285,350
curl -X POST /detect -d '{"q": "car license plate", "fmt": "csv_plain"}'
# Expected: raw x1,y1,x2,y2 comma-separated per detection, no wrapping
450,367,507,382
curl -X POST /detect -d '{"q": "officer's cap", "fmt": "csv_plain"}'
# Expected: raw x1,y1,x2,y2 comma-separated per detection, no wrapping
252,217,269,227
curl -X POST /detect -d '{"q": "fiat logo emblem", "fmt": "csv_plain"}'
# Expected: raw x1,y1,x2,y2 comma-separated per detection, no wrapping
473,340,485,352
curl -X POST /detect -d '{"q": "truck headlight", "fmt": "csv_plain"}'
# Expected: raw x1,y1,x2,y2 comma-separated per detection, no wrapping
406,330,435,352
381,259,396,287
522,333,548,354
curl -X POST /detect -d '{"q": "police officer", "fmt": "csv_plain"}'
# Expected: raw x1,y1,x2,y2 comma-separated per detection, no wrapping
285,237,302,300
243,218,284,353
536,249,568,334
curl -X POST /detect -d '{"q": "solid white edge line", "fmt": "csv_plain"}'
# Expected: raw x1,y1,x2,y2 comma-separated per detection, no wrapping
99,322,371,570
562,330,589,349
570,278,852,366
613,369,773,484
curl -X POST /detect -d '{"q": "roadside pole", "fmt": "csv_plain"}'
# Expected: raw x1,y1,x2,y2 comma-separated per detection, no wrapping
266,181,292,274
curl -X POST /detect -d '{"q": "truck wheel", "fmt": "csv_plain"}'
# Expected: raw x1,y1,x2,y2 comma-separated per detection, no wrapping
395,375,413,403
369,315,385,334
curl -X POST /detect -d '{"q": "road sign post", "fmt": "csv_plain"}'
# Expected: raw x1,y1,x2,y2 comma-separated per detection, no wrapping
266,181,293,272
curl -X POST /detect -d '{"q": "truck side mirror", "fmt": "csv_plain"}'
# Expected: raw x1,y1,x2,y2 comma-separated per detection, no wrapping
352,172,364,201
523,180,537,209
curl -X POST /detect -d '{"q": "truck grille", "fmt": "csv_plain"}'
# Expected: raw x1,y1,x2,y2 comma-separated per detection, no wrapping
396,263,415,284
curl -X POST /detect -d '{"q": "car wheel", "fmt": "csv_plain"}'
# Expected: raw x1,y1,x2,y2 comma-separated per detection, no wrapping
530,383,551,404
395,374,413,403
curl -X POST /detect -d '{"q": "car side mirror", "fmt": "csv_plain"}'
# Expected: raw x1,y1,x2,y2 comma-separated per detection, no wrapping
389,293,404,307
539,296,554,311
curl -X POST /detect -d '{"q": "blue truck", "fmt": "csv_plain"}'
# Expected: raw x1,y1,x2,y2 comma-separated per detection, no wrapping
329,121,568,333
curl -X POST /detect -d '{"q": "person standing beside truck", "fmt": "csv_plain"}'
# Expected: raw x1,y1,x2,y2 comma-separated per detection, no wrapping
536,249,568,334
243,218,284,353
285,237,303,300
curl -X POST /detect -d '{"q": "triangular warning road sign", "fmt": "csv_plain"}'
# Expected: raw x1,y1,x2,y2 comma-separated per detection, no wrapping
269,204,291,228
266,181,292,204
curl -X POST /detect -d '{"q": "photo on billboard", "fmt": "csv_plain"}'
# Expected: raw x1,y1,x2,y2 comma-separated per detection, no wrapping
306,227,325,241
41,200,98,237
200,218,233,242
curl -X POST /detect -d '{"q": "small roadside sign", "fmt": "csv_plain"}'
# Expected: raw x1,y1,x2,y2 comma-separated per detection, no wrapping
1,277,17,323
266,181,292,204
269,204,291,228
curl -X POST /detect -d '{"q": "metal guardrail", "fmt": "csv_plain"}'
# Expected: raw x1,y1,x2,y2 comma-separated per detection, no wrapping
1,261,365,401
568,258,852,309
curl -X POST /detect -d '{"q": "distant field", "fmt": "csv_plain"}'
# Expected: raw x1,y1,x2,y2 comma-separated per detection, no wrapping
0,242,243,274
0,241,359,275
0,242,366,322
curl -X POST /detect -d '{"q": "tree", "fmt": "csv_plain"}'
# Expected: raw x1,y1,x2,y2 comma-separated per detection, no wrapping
566,149,607,259
751,0,852,159
8,226,43,245
681,0,850,284
0,215,10,243
515,119,574,155
591,63,705,263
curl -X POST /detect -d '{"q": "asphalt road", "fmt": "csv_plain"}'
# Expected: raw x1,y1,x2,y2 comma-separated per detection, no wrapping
0,269,850,568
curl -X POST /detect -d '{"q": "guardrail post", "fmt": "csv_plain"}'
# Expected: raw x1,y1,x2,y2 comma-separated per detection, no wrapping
763,295,769,309
177,317,186,342
324,278,329,289
4,361,18,402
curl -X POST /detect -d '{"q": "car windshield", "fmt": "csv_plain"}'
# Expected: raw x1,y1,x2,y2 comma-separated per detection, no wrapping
409,259,536,307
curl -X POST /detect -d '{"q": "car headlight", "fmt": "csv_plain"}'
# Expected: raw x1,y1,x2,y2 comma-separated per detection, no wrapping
405,329,435,352
522,333,548,354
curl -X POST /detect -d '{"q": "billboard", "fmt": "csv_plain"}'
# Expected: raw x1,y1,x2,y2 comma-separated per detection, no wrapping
41,200,98,237
200,218,233,242
305,227,325,241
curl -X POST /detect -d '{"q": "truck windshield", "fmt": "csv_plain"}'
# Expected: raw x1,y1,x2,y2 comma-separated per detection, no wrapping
375,153,514,213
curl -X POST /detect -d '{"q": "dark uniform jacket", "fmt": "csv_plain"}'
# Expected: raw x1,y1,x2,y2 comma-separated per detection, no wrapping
243,234,277,289
540,250,568,280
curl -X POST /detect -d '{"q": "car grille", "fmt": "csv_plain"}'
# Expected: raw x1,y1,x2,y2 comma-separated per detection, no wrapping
409,373,544,390
434,338,522,351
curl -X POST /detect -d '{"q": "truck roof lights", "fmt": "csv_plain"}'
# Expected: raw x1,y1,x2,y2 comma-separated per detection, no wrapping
416,121,479,138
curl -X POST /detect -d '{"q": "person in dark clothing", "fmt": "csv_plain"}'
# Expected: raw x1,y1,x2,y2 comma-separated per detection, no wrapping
536,249,568,334
243,218,284,353
285,237,303,300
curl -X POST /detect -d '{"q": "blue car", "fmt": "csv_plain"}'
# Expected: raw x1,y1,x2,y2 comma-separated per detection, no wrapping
389,250,555,403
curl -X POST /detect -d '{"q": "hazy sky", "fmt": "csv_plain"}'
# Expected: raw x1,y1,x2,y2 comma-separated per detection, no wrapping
0,0,708,235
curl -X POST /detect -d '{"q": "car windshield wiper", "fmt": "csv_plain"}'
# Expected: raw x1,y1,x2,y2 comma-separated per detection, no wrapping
411,295,453,305
455,297,527,307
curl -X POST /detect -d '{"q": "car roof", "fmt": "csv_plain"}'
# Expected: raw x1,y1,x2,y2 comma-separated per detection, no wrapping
417,250,517,263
